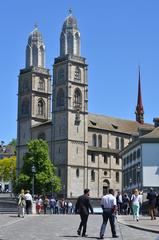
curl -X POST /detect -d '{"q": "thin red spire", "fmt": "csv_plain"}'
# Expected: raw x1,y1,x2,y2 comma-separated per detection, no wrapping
135,66,144,124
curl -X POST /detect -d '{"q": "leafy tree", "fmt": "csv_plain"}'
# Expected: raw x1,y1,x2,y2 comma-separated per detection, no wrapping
0,156,16,182
15,139,61,194
8,138,17,148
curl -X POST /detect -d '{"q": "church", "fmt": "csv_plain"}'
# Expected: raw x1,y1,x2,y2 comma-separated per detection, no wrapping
16,10,150,199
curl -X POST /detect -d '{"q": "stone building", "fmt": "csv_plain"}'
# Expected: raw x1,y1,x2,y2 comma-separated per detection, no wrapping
17,11,150,198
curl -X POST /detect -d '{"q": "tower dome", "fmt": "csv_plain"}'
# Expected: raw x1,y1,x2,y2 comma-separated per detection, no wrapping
60,9,80,57
26,25,45,68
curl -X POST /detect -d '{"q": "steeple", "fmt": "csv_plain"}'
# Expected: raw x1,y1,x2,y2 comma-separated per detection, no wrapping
135,67,144,124
26,25,45,68
60,9,80,57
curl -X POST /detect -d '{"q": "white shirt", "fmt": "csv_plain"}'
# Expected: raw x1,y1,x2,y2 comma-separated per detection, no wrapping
101,194,117,209
25,193,33,201
131,194,141,206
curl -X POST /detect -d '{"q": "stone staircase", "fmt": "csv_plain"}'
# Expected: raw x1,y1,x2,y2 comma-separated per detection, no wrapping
0,193,18,213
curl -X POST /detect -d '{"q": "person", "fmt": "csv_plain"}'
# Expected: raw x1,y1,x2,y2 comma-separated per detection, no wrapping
43,195,49,214
18,189,26,218
116,191,123,215
67,200,73,214
147,188,157,220
36,196,43,214
131,189,141,221
75,189,93,237
49,196,56,214
25,190,33,214
122,193,130,215
99,189,118,239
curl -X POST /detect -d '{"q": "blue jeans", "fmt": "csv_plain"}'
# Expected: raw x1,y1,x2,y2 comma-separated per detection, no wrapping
100,209,116,237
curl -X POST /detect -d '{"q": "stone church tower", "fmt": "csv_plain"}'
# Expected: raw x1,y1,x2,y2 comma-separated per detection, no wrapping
52,10,88,198
17,26,51,170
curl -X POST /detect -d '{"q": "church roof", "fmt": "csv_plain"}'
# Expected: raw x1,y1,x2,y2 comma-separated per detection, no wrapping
62,9,78,31
28,26,43,45
140,127,159,140
88,113,153,135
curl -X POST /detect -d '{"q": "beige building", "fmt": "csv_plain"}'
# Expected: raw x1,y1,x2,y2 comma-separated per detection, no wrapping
17,11,149,198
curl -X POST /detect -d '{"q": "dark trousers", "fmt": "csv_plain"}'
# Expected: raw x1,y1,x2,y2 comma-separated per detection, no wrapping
78,214,88,235
100,209,116,237
26,200,32,214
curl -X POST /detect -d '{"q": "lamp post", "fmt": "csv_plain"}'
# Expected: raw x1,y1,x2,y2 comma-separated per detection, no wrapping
31,165,36,198
136,165,141,190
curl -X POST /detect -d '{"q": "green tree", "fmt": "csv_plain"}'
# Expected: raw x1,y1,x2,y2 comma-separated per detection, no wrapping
16,139,61,194
0,156,16,181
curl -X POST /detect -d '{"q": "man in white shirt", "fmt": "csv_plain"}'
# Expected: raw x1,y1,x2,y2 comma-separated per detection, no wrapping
99,189,118,239
25,190,33,214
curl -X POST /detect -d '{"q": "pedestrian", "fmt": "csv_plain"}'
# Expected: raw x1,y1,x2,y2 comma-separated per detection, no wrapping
49,196,56,214
67,200,73,214
147,188,157,220
43,195,49,214
122,193,130,215
75,188,93,237
18,189,26,218
25,190,33,214
99,189,118,239
131,189,141,221
36,196,43,214
116,191,123,215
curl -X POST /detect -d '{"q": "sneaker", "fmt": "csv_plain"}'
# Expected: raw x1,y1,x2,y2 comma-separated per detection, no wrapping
77,230,81,236
100,235,104,239
112,235,119,238
82,234,88,237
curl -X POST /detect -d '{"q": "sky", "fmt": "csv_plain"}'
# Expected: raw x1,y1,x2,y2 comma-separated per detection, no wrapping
1,0,159,144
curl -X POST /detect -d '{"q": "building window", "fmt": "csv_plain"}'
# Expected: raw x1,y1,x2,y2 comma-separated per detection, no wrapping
92,134,97,147
116,137,119,150
74,66,81,81
121,138,124,150
130,153,133,163
137,149,141,158
116,157,119,165
116,172,119,182
91,154,95,162
57,88,65,107
126,155,129,165
39,78,45,90
73,88,82,109
38,132,45,140
133,151,136,161
123,158,126,166
98,135,102,147
76,168,79,177
103,154,108,164
37,99,45,116
104,171,107,176
91,170,95,181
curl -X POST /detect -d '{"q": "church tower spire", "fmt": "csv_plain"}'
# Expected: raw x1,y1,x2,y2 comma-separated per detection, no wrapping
26,25,45,68
135,67,144,124
60,9,80,56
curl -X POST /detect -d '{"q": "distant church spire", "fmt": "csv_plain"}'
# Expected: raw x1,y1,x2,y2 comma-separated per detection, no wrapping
135,66,144,124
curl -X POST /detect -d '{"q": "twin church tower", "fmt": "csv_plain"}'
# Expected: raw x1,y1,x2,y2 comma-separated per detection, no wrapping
17,11,144,198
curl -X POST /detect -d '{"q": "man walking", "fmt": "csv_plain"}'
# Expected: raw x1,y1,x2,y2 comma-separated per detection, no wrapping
25,190,33,214
147,188,157,220
100,189,118,239
75,189,93,237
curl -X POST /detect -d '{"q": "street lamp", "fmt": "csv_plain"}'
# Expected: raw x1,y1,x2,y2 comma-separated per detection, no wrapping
136,165,141,190
31,165,36,198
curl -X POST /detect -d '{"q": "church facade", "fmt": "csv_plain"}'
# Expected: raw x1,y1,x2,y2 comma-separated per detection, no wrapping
17,11,148,198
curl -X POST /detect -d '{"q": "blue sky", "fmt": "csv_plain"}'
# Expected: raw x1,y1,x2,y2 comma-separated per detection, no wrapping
1,0,159,144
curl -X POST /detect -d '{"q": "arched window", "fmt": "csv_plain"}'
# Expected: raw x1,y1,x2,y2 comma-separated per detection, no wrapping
116,137,119,150
98,135,102,147
57,88,65,107
92,134,97,147
74,88,82,109
39,78,45,90
76,168,79,177
58,68,65,83
133,151,136,160
137,149,141,158
74,32,80,55
21,98,29,115
38,99,45,116
32,44,38,67
38,132,45,140
91,170,95,181
67,32,73,54
116,172,119,182
74,66,81,81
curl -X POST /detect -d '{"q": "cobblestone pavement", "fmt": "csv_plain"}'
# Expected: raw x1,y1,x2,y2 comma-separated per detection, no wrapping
0,214,158,240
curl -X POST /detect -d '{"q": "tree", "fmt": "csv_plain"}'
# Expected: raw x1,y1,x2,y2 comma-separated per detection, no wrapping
15,139,61,194
0,156,16,182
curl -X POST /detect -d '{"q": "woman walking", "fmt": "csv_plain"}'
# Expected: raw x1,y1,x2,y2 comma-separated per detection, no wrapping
18,189,26,218
131,189,141,221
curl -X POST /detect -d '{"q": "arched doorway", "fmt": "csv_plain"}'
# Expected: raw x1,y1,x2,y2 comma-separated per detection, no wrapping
103,179,110,195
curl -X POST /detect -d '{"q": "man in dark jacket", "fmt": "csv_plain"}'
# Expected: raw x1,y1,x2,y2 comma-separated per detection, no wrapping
147,188,157,220
75,189,93,237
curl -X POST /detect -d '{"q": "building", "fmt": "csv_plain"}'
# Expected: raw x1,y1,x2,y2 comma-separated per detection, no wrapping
17,11,151,198
120,119,159,193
